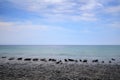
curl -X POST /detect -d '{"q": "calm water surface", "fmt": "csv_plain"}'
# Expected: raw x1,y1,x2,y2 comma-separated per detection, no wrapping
0,45,120,60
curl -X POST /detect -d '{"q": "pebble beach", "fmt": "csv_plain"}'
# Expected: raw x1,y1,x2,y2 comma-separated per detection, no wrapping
0,57,120,80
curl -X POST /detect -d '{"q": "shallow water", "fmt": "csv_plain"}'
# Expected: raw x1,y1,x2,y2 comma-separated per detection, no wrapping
0,45,120,60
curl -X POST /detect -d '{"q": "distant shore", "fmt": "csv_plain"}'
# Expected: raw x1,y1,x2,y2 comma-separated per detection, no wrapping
0,57,120,80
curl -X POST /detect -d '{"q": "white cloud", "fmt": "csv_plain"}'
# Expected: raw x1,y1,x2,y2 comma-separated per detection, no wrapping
7,0,103,21
100,0,120,15
0,21,15,27
44,0,64,4
0,21,15,31
0,21,74,32
80,0,103,10
0,21,47,31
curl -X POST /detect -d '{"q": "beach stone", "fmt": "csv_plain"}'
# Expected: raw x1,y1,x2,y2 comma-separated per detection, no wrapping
92,59,98,63
40,58,47,62
0,59,120,80
57,77,70,80
24,58,31,61
101,61,104,63
8,57,15,60
68,59,75,62
83,60,87,63
49,58,56,62
79,59,82,62
75,60,78,62
1,56,7,58
111,58,115,61
109,61,112,63
17,58,22,60
56,60,62,64
64,59,68,62
78,77,91,80
33,58,39,61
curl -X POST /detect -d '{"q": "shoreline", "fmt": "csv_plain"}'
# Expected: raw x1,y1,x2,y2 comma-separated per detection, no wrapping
0,57,120,80
0,56,120,64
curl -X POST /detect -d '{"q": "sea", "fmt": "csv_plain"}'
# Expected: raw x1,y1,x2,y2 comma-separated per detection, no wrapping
0,45,120,61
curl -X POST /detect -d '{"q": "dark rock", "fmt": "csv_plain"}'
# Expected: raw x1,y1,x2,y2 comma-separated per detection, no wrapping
83,59,87,63
79,59,82,62
49,58,52,61
56,60,62,64
68,59,75,62
1,56,7,58
49,58,56,62
92,59,98,63
40,58,47,62
111,58,115,61
101,61,104,63
75,60,78,62
8,57,15,60
33,58,39,61
17,58,22,60
64,59,68,62
109,61,112,63
24,58,31,61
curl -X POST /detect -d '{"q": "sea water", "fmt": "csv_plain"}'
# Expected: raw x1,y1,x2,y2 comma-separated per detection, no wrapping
0,45,120,60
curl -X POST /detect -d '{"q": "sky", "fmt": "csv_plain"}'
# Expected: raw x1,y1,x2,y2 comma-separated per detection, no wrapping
0,0,120,45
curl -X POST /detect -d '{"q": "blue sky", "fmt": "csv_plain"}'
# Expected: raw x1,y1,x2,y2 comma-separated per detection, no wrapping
0,0,120,45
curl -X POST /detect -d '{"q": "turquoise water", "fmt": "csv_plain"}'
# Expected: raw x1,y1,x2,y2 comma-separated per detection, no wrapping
0,45,120,59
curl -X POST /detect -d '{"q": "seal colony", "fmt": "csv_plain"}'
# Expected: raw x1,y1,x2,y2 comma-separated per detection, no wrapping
0,56,120,80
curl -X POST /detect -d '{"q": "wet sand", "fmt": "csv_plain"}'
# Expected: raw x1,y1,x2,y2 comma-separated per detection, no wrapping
0,57,120,80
